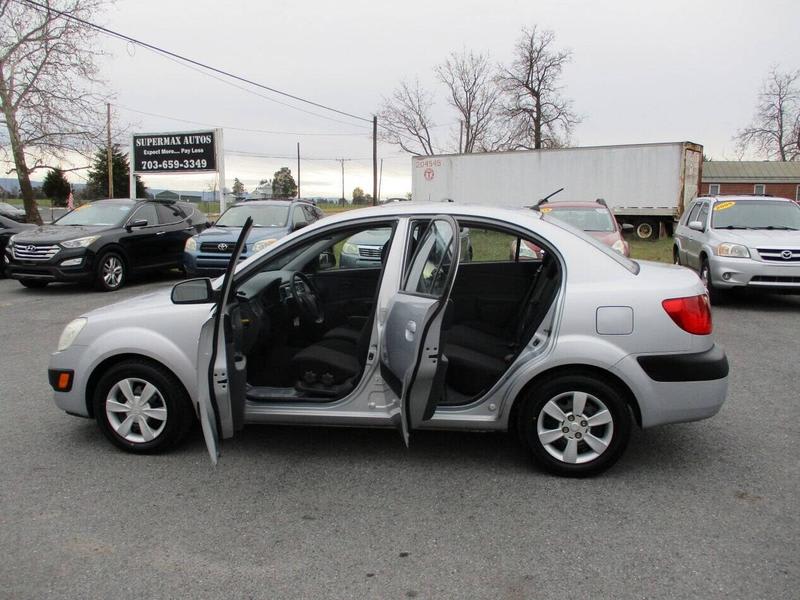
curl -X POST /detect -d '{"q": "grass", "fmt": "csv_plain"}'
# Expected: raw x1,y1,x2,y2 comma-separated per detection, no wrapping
627,237,673,263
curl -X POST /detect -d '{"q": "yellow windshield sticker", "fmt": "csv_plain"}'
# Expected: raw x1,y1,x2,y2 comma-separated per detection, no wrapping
714,201,736,211
540,207,553,213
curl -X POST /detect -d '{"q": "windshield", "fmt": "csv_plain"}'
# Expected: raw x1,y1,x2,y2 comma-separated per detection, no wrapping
56,202,134,226
216,204,289,227
543,207,616,232
711,200,800,230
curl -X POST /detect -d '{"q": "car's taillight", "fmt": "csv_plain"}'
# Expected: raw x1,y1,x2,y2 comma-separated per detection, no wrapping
661,295,712,335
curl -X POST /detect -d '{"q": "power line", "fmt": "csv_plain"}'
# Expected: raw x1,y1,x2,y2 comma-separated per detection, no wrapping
117,105,369,137
19,0,372,124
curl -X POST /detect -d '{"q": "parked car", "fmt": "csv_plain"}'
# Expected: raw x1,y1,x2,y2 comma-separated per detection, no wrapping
0,215,35,277
184,199,324,276
5,199,206,291
339,224,472,268
48,203,728,477
673,195,800,302
512,200,630,259
0,201,27,222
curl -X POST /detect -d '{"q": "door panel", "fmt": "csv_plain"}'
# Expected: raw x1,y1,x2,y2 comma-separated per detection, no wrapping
311,268,382,325
196,217,253,463
380,215,460,444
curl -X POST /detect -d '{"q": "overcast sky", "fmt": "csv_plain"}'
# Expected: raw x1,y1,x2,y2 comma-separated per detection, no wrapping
36,0,800,196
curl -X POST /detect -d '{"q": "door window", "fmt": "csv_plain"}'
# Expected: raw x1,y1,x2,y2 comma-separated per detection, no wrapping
696,204,709,228
292,206,307,229
156,203,182,224
685,202,702,224
404,219,456,297
131,203,159,226
302,205,318,223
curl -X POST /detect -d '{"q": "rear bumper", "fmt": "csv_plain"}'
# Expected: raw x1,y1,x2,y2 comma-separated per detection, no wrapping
710,255,800,291
614,344,729,428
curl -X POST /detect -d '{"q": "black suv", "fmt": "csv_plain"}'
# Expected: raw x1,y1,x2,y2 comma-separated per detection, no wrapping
5,198,207,291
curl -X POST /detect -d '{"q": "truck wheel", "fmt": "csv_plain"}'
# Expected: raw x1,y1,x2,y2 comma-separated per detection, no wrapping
634,220,658,240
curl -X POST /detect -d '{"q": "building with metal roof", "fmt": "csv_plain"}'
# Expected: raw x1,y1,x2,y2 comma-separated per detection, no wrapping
702,161,800,200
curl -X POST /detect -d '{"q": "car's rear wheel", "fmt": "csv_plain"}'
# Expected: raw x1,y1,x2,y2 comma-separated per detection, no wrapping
95,251,126,292
19,279,48,288
93,359,194,454
518,374,632,477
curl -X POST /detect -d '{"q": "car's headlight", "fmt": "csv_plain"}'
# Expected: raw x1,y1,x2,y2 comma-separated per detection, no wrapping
611,239,626,254
185,236,197,251
57,318,87,351
251,238,277,253
716,243,750,258
342,242,358,255
61,235,99,249
8,234,18,246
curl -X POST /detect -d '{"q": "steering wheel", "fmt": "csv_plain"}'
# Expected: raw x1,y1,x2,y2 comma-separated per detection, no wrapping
290,271,325,326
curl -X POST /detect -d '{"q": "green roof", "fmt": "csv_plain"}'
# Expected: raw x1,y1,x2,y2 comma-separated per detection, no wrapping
702,161,800,182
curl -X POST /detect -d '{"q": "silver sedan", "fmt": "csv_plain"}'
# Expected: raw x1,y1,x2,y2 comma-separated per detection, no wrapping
49,203,728,477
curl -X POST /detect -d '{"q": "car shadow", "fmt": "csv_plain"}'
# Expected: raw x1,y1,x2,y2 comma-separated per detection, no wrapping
716,291,800,312
4,269,186,296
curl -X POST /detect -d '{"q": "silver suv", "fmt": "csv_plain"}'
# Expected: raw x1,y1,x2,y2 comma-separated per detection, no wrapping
49,204,729,477
674,196,800,302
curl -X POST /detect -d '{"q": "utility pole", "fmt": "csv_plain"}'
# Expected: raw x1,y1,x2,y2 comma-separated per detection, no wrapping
296,142,301,199
378,158,384,201
336,158,351,204
372,116,378,205
106,103,114,198
459,120,464,154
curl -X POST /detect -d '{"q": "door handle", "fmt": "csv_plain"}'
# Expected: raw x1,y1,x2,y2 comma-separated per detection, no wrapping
405,320,417,342
156,231,166,236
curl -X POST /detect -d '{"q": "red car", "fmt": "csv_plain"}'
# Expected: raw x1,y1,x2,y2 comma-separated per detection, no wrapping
512,200,630,258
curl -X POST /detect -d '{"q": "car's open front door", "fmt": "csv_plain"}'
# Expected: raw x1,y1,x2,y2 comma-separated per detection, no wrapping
196,217,253,464
380,215,460,445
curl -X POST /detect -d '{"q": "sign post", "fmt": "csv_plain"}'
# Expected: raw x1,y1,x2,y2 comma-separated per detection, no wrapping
130,128,224,209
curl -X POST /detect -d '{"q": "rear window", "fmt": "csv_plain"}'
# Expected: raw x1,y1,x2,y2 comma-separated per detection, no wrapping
543,214,639,274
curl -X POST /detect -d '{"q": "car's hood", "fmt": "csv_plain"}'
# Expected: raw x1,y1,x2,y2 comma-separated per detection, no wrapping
197,226,286,243
12,224,109,244
712,229,800,246
85,287,177,319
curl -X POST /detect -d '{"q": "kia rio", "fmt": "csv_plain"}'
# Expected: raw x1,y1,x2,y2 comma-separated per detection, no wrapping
48,204,729,477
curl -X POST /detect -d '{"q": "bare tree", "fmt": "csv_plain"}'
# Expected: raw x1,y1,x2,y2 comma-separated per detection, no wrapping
735,67,800,161
498,26,580,149
377,79,437,155
0,0,108,223
435,50,503,153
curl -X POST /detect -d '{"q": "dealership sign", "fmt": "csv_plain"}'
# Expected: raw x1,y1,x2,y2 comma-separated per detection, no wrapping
132,130,217,173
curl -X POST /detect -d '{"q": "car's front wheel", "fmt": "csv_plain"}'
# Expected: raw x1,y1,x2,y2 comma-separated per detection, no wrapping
518,374,632,477
95,251,126,291
700,257,726,304
93,359,194,454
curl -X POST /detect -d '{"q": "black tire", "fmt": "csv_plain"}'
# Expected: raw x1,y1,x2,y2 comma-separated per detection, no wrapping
700,257,726,305
634,220,658,241
673,246,681,265
93,359,194,454
19,279,48,288
94,250,126,292
518,373,632,477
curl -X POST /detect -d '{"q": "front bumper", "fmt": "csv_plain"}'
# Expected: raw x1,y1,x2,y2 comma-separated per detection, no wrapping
710,255,800,291
339,253,381,269
49,345,91,417
183,250,248,277
5,247,94,282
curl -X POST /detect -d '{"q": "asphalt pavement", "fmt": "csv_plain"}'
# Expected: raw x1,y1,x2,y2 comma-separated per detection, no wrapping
0,275,797,599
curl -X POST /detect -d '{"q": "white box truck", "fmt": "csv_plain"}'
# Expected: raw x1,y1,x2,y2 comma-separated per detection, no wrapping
411,141,703,239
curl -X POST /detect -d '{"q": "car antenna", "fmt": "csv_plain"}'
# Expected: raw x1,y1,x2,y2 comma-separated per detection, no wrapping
530,187,564,211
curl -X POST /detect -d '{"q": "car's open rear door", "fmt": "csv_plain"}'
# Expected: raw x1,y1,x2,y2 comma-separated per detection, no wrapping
380,215,460,445
196,217,253,464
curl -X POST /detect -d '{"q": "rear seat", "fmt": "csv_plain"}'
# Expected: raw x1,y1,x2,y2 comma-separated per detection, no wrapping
443,256,560,396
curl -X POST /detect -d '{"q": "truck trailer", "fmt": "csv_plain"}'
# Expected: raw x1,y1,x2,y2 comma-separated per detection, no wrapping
411,141,703,240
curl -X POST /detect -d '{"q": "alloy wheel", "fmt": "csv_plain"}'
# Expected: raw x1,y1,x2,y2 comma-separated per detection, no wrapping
102,255,124,289
536,390,614,464
105,377,168,443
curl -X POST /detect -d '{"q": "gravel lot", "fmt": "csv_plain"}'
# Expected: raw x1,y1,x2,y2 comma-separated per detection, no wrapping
0,275,797,599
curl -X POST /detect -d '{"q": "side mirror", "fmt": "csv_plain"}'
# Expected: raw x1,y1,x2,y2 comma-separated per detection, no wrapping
293,221,308,232
318,249,336,270
172,278,214,304
126,219,148,231
621,223,634,232
688,220,704,232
